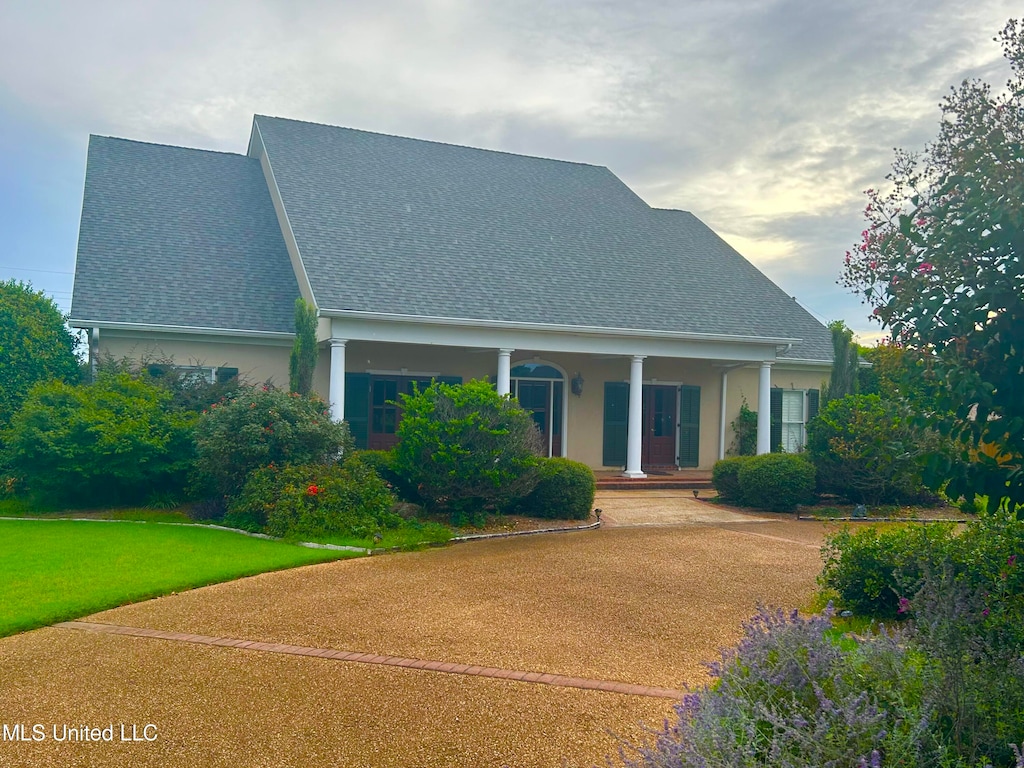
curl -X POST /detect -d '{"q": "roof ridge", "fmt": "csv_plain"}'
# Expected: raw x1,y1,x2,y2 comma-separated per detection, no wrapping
252,114,609,170
89,134,247,159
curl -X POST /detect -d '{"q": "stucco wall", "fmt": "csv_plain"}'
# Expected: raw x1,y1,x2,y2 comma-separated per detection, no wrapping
99,332,292,388
100,333,829,471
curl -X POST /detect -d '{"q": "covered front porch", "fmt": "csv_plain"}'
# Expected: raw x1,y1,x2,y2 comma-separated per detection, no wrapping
317,314,813,475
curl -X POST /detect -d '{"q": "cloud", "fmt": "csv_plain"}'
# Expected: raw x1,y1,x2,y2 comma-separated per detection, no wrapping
0,0,1019,330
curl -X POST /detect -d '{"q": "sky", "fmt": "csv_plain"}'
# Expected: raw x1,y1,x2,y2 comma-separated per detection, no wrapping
0,0,1018,345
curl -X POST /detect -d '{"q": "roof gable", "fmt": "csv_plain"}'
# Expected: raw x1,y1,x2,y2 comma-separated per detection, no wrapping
253,115,831,361
72,135,299,334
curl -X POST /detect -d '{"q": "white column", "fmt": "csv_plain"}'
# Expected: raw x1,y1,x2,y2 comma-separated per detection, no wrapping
496,348,513,396
329,339,347,422
719,369,729,461
624,355,647,478
756,361,773,455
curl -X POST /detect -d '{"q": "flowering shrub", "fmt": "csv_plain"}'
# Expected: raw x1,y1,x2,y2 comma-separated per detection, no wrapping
616,606,929,768
1,373,194,506
225,458,397,539
820,515,1024,764
819,523,956,618
193,386,352,496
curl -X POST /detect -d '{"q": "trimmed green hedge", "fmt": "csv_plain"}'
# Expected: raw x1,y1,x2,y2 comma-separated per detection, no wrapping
711,456,752,503
517,458,595,520
737,453,815,512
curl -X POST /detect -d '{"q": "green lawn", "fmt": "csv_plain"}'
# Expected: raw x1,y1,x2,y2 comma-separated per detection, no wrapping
0,519,361,637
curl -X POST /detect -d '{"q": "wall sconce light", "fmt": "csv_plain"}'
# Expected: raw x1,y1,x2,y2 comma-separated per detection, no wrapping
571,372,584,397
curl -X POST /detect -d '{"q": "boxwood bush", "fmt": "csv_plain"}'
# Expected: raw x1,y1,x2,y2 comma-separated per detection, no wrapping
225,458,398,539
516,457,595,520
711,456,752,503
736,453,816,512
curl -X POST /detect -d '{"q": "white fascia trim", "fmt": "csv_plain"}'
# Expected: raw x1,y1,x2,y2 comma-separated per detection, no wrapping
322,308,800,346
70,319,294,341
774,358,834,369
251,120,318,310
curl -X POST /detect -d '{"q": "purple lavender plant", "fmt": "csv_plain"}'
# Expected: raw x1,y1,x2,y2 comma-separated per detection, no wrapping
612,605,928,768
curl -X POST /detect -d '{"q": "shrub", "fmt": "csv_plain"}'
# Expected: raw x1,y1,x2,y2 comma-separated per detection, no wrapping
516,457,595,520
193,386,352,497
391,379,543,526
736,453,815,512
1,373,195,506
711,456,752,503
349,449,421,503
819,514,1024,762
819,523,956,618
226,460,398,539
806,394,946,504
616,606,929,768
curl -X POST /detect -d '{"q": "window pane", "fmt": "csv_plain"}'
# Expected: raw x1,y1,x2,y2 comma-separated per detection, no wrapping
510,363,562,379
781,390,804,422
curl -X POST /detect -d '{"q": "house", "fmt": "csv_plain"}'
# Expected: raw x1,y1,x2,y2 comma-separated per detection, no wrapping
70,115,832,477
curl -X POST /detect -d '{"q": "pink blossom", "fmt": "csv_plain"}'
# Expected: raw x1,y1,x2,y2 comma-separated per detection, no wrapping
918,262,934,272
897,597,911,614
869,261,877,270
916,218,927,226
982,607,990,617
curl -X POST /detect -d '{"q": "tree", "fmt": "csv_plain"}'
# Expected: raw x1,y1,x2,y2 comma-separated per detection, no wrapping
0,280,80,430
841,19,1024,515
821,320,859,405
289,298,318,396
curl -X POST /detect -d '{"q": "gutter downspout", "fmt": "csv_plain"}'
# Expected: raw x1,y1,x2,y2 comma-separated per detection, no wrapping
90,327,100,379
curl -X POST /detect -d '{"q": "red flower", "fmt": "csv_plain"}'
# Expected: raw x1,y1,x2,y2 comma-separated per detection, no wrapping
918,262,934,272
307,484,319,496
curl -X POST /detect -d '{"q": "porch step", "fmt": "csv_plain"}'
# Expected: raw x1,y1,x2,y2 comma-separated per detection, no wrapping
594,473,714,492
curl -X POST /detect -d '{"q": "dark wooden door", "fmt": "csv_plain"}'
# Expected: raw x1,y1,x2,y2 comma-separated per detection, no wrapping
642,385,677,467
516,381,550,453
368,377,400,450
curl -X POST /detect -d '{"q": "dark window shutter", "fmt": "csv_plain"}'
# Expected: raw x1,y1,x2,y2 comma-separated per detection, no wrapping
806,389,820,421
770,388,783,453
678,385,701,467
215,367,239,384
603,382,629,467
345,372,370,449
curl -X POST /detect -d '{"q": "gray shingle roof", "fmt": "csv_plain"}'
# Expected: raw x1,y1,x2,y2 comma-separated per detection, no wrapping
254,115,832,362
71,135,298,334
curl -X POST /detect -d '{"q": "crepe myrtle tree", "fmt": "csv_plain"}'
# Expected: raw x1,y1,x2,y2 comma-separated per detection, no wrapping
840,19,1024,515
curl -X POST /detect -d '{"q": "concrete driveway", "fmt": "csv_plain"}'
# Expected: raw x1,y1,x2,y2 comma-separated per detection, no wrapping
0,515,832,768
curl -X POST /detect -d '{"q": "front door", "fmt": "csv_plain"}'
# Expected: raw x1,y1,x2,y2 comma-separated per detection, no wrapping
511,379,563,457
367,376,434,450
642,385,677,467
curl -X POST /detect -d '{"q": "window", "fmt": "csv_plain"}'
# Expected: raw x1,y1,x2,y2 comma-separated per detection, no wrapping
771,388,819,453
148,364,233,386
780,390,806,453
